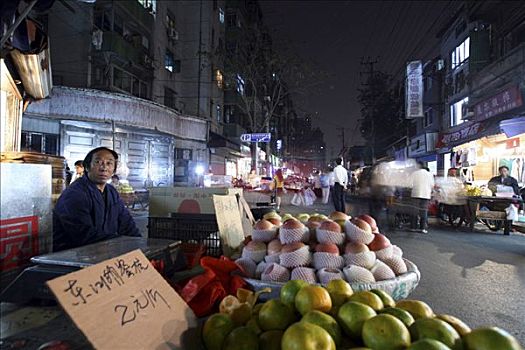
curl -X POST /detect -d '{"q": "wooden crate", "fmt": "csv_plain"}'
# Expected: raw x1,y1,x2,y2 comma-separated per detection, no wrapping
475,210,506,220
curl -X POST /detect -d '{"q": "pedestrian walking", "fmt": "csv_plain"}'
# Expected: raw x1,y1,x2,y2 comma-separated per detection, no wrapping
409,162,435,233
332,158,348,213
320,169,331,204
273,168,285,210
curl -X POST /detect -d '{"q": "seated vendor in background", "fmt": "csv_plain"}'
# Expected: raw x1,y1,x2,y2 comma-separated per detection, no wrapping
488,166,519,195
53,147,141,251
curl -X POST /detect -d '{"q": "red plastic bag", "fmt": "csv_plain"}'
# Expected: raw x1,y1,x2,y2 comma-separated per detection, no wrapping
179,256,249,317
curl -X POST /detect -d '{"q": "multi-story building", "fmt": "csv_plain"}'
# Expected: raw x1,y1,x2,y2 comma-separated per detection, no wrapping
284,115,326,176
433,1,525,184
21,0,226,188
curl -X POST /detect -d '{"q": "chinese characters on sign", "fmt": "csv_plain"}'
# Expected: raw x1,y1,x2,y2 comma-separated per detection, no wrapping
405,61,424,118
213,195,245,257
436,123,482,148
474,85,523,121
47,250,197,349
0,216,39,272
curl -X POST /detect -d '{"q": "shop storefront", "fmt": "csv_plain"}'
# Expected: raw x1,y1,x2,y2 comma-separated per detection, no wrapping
408,132,438,175
24,86,209,188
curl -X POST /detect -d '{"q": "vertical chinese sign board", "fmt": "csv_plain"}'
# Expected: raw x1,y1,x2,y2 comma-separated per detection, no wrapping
405,60,424,118
213,195,245,258
47,250,198,350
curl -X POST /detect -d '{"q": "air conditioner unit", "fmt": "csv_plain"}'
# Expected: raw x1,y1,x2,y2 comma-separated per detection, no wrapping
168,28,179,40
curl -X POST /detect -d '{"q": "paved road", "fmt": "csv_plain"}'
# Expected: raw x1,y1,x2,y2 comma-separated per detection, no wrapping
388,227,525,344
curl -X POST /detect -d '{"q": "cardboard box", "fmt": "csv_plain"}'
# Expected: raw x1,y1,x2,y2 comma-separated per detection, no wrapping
149,187,243,217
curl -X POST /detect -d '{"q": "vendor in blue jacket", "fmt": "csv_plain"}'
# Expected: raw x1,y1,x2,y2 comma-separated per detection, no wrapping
53,147,141,251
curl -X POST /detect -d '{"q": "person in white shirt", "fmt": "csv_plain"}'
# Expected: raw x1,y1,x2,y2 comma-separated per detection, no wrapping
332,158,348,212
409,162,435,233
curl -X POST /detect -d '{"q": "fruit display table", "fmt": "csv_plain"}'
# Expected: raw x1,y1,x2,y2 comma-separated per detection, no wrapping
244,258,420,302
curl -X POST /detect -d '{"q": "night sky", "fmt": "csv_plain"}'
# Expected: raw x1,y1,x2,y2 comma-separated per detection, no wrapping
260,0,459,158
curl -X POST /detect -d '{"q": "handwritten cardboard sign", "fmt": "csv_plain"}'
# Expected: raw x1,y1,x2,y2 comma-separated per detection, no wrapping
213,195,245,258
47,249,198,350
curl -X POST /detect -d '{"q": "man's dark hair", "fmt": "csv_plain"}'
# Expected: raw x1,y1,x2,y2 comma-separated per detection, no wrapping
335,158,342,165
498,165,509,172
83,147,119,173
74,160,84,167
417,161,425,168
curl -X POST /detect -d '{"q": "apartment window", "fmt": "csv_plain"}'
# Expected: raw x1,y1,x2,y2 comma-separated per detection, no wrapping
114,14,124,35
164,87,177,109
140,82,148,99
227,13,239,28
451,37,470,70
216,104,222,123
219,8,225,23
113,67,148,98
21,132,59,155
224,105,233,123
94,10,111,31
113,67,130,92
236,74,245,95
424,76,432,92
215,69,224,89
137,0,156,14
165,49,175,72
450,97,468,126
175,148,192,160
424,108,434,128
166,12,176,30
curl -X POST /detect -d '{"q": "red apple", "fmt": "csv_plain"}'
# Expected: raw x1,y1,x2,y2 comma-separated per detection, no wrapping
345,242,370,254
267,239,282,255
358,214,378,231
281,242,305,253
315,243,340,254
281,218,304,230
308,216,325,224
353,218,372,234
245,241,266,252
329,211,349,221
254,219,274,230
368,233,391,251
319,220,342,233
268,218,282,227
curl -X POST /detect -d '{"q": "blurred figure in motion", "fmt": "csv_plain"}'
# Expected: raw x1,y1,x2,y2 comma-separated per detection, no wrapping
332,158,348,212
313,170,322,199
273,168,285,210
320,168,331,204
409,162,435,233
349,172,358,195
435,168,468,226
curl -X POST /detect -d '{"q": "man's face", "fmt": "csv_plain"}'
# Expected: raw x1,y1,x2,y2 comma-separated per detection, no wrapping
75,165,84,175
87,150,116,185
499,167,509,178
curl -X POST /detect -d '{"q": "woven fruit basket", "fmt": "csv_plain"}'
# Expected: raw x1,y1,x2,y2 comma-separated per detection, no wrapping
244,259,420,302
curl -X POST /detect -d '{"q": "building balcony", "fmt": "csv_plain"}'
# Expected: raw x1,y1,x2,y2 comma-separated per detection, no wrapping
101,31,149,68
223,122,246,139
470,42,525,96
115,0,154,30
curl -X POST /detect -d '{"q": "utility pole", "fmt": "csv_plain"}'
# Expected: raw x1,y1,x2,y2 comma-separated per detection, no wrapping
359,56,379,163
197,0,203,118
